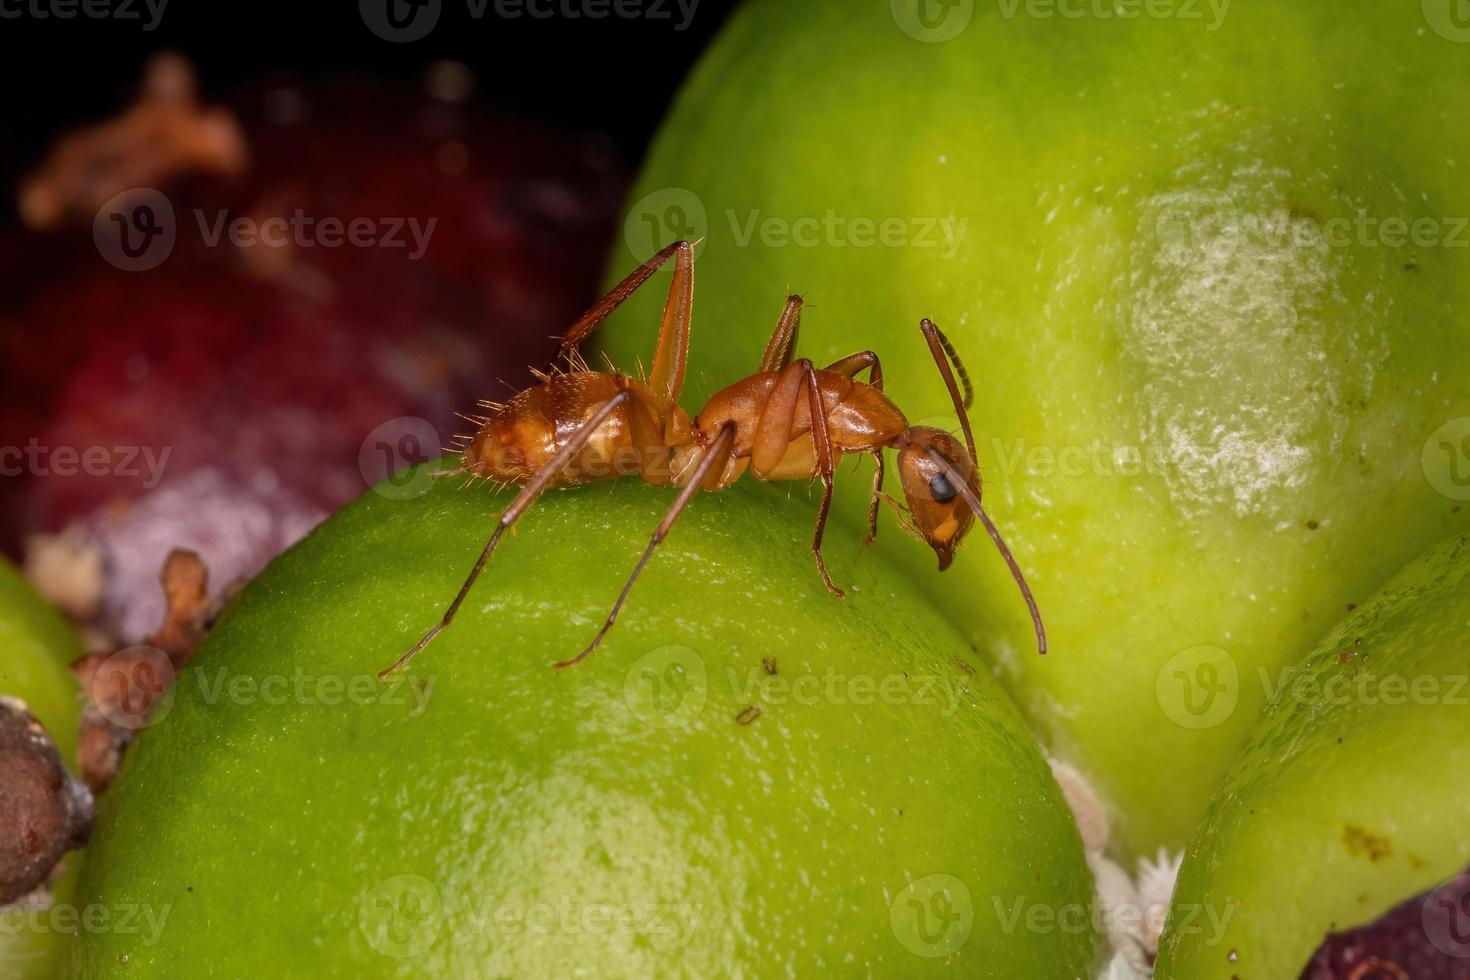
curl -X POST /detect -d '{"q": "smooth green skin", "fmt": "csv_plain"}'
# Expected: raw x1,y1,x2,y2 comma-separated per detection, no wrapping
599,0,1470,857
67,473,1097,977
0,556,81,762
0,556,84,980
1157,532,1470,977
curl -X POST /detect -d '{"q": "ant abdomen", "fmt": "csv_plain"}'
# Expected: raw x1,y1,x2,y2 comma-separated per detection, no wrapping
461,372,668,488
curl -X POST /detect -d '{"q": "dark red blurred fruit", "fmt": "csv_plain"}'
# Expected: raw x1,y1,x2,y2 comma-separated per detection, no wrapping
1302,869,1470,979
0,57,623,639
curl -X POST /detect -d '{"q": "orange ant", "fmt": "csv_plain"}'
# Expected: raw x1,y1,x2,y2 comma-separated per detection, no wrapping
379,241,1045,678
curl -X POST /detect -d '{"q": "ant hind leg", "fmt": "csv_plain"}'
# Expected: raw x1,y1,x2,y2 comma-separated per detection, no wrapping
554,240,695,407
378,391,633,679
559,422,737,670
759,295,803,372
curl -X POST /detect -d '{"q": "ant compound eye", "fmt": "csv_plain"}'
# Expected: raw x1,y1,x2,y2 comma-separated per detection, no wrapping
928,472,957,503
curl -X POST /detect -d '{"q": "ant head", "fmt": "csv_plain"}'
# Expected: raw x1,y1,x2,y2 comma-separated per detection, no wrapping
896,427,979,571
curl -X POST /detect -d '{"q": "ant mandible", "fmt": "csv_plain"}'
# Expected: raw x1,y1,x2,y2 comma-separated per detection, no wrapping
378,240,1046,678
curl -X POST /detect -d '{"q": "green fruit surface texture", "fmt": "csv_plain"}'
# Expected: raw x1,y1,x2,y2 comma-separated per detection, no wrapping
0,556,81,761
66,473,1097,977
0,556,84,980
1157,532,1470,977
598,0,1470,856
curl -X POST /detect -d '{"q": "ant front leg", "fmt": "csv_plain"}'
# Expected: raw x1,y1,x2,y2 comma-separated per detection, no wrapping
751,359,845,598
378,391,633,679
824,350,885,543
554,240,694,407
802,360,845,598
861,451,884,546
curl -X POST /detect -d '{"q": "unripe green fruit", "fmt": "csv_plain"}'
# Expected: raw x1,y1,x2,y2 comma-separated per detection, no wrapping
67,474,1097,977
600,0,1470,856
1158,532,1470,977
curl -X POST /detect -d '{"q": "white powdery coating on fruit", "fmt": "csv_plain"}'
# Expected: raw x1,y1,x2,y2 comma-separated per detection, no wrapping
1089,853,1149,970
84,468,325,639
1098,949,1152,980
1134,847,1184,954
1049,757,1110,854
1119,111,1386,526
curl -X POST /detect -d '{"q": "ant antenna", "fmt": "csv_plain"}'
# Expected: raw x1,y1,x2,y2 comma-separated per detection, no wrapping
919,319,976,462
918,319,1045,655
925,447,1048,656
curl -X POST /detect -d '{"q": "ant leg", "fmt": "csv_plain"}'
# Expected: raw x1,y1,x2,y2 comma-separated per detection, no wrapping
923,447,1047,656
802,360,845,598
750,360,806,476
863,451,884,545
748,360,845,594
759,295,803,372
378,390,633,679
558,422,737,669
556,240,694,407
824,350,884,391
823,351,885,543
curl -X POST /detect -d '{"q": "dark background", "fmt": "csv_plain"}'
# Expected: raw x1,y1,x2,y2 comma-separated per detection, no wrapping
0,0,740,224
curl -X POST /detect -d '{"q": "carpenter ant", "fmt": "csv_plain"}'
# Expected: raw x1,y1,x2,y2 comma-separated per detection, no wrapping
379,241,1045,678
